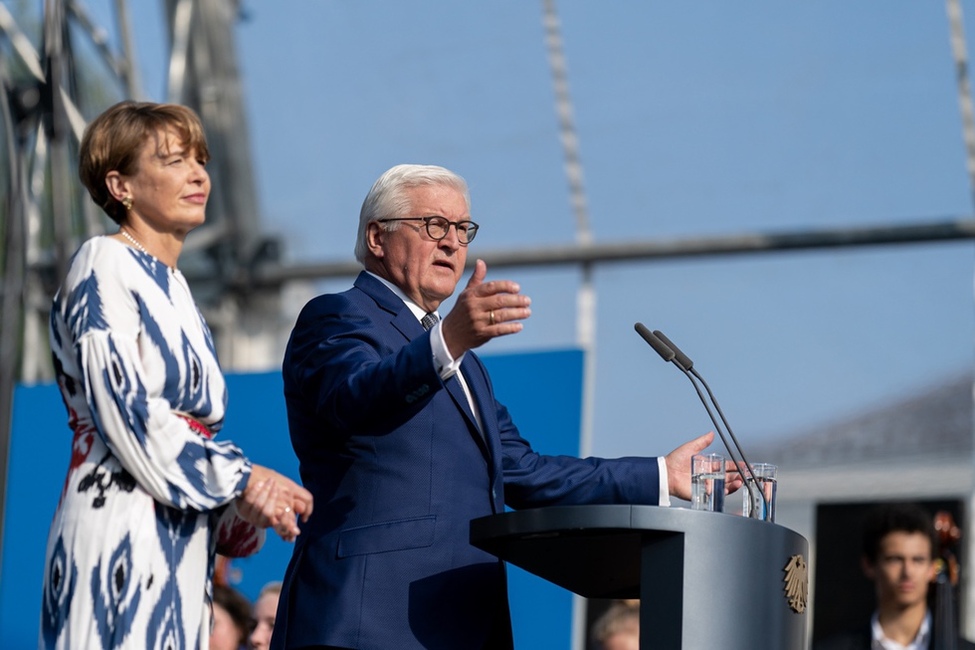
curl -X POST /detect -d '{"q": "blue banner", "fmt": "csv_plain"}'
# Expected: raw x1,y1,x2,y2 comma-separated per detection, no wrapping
1,348,583,648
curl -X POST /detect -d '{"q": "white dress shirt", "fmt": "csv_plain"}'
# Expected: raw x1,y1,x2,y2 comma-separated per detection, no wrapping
871,611,931,650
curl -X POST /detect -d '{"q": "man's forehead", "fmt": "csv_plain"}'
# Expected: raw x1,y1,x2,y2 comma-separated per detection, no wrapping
405,184,468,209
879,530,932,554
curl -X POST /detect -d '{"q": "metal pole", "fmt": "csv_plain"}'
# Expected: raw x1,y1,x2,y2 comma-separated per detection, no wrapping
241,218,975,287
112,0,144,98
543,1,595,648
945,0,975,637
43,0,74,285
0,67,31,588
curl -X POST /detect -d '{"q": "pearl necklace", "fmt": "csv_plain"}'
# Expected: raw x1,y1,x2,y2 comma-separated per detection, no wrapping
119,229,149,255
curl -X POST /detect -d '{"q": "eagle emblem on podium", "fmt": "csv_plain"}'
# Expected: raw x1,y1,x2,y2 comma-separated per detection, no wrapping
783,554,808,613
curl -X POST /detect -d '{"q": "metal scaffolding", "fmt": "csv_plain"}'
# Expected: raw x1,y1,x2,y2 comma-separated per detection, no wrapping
0,0,280,575
2,1,975,642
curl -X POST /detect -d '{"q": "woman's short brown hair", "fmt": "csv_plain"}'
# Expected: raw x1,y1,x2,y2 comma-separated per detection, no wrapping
78,101,210,224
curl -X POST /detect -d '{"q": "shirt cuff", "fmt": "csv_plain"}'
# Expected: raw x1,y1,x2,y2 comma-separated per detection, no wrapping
430,321,464,379
657,457,670,507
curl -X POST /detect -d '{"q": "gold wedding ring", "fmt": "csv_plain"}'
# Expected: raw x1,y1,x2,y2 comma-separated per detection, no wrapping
489,311,495,325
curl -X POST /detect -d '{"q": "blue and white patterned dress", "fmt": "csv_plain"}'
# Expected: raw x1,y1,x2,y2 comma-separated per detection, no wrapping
40,236,263,649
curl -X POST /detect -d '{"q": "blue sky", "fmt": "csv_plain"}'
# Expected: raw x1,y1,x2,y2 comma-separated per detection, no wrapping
77,1,975,459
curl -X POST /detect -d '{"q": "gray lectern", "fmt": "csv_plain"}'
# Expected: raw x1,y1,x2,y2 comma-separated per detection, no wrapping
470,504,808,650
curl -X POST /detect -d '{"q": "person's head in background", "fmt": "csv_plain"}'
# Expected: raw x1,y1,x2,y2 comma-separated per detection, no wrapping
249,582,282,650
210,584,252,650
860,503,938,614
590,600,640,650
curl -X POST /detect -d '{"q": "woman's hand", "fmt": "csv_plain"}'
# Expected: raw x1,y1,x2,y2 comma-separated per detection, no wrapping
236,472,279,528
237,464,314,542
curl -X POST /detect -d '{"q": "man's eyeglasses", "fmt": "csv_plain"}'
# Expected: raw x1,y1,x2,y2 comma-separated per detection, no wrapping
377,216,479,245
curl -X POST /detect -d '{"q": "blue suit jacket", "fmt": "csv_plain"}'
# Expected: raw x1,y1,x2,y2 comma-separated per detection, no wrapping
272,272,660,650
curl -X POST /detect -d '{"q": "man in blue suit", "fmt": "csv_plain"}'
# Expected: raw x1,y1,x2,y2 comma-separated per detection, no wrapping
272,164,731,649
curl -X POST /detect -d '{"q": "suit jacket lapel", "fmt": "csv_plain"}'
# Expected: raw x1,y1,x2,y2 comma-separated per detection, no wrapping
459,356,500,460
354,272,418,341
445,373,489,452
354,271,490,456
462,356,505,511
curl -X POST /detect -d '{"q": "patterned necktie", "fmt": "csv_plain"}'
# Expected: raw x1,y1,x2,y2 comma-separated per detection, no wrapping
421,312,440,330
420,310,482,437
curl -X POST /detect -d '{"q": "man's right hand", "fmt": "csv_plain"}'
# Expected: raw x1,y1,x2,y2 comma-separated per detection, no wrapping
441,259,532,358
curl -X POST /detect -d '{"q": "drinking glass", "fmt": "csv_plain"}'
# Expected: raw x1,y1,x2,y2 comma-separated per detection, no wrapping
691,453,725,512
742,462,777,522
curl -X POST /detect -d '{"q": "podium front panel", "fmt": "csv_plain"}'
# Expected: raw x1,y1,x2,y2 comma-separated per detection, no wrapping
471,504,808,650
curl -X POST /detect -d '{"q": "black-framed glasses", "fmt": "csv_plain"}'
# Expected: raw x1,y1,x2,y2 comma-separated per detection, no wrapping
377,216,479,245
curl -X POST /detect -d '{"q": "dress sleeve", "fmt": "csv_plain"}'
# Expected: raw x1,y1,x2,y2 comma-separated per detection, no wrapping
78,328,250,511
213,502,266,558
60,244,252,511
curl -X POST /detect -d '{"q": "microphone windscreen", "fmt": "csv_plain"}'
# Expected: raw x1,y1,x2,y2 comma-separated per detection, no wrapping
634,323,676,362
653,330,694,371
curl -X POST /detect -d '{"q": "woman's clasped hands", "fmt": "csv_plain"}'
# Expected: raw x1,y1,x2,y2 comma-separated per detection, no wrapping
237,464,314,542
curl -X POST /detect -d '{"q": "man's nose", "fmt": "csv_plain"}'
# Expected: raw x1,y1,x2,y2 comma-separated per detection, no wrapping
439,226,461,249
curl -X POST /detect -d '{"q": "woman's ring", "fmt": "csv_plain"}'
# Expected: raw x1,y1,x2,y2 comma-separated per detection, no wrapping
489,311,495,325
283,506,292,514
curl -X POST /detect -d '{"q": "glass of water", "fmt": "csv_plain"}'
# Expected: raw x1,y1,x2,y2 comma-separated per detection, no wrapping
742,462,777,522
691,453,725,512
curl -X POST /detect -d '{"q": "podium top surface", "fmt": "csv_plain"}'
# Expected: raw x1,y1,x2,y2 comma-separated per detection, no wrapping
470,504,808,599
471,503,802,542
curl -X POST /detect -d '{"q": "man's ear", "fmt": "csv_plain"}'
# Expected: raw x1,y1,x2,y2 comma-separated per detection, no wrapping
860,556,876,580
366,221,386,258
105,171,128,202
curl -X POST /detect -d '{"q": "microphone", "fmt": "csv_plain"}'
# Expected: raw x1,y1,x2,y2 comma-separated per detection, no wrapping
633,323,766,512
651,330,760,489
634,322,741,476
634,323,675,362
651,330,693,373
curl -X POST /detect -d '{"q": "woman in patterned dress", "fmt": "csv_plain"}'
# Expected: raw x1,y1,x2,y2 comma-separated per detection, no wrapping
39,101,313,649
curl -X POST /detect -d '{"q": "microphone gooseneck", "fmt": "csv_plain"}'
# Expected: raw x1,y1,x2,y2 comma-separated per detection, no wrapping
634,324,767,513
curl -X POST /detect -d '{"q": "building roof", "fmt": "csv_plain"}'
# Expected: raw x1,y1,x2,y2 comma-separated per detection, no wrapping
749,373,973,502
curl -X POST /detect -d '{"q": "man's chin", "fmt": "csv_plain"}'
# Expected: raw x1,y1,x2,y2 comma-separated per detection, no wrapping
427,277,460,297
891,592,924,607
